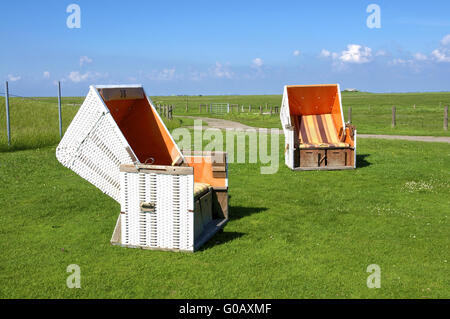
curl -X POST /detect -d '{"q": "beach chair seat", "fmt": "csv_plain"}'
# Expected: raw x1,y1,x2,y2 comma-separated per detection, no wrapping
299,142,349,148
295,114,350,148
280,84,357,170
194,182,211,199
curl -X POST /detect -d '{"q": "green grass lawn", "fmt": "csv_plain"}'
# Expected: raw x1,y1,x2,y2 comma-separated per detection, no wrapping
0,136,449,298
0,97,189,152
1,91,449,152
156,91,450,136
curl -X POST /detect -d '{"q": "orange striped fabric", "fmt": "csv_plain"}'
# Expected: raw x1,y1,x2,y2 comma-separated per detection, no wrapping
299,114,348,148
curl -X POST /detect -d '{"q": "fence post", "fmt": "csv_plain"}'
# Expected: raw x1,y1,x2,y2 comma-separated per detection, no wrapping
270,106,273,115
392,106,396,128
259,105,262,114
444,106,448,131
348,107,352,123
249,104,251,112
58,81,62,139
5,81,11,146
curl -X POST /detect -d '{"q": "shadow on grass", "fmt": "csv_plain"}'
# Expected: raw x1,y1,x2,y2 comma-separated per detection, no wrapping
229,205,268,221
199,205,266,251
199,231,245,251
356,154,371,168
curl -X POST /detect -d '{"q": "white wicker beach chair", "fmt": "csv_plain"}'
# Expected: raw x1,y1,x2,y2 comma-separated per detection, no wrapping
56,85,228,252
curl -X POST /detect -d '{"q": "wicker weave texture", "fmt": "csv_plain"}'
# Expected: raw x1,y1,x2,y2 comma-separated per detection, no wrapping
56,87,135,202
120,171,194,251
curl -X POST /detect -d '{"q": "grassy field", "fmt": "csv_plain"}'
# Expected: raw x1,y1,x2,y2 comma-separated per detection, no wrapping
0,91,449,298
0,136,449,298
1,92,449,151
155,91,450,136
0,97,190,152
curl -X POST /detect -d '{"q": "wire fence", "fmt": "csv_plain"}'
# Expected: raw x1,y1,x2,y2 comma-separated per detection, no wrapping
1,81,449,152
0,81,84,151
196,103,280,114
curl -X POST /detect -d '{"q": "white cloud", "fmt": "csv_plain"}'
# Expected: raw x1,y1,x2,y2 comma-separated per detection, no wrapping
431,49,450,62
293,50,301,56
319,49,331,57
68,71,90,82
375,50,387,56
320,45,372,66
43,71,50,79
7,74,21,82
190,70,207,81
147,68,177,81
441,34,450,46
389,58,412,66
430,35,450,62
211,62,233,79
158,68,176,80
67,71,106,83
79,56,93,66
339,44,372,64
413,53,427,61
252,58,263,67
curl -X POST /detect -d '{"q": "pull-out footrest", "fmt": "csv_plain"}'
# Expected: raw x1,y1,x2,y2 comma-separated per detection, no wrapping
110,164,228,252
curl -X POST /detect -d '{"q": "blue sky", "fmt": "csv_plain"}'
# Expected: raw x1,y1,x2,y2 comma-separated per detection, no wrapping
1,0,450,96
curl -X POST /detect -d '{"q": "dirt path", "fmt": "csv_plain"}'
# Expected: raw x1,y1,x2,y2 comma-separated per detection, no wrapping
181,116,255,130
178,116,450,144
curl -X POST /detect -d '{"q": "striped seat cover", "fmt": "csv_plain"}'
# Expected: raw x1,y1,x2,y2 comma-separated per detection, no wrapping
296,114,349,148
194,182,210,198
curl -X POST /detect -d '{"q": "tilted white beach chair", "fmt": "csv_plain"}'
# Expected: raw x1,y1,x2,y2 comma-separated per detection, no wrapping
56,85,228,252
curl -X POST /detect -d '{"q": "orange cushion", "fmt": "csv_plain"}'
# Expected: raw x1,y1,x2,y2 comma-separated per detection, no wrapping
298,114,348,148
299,142,349,148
